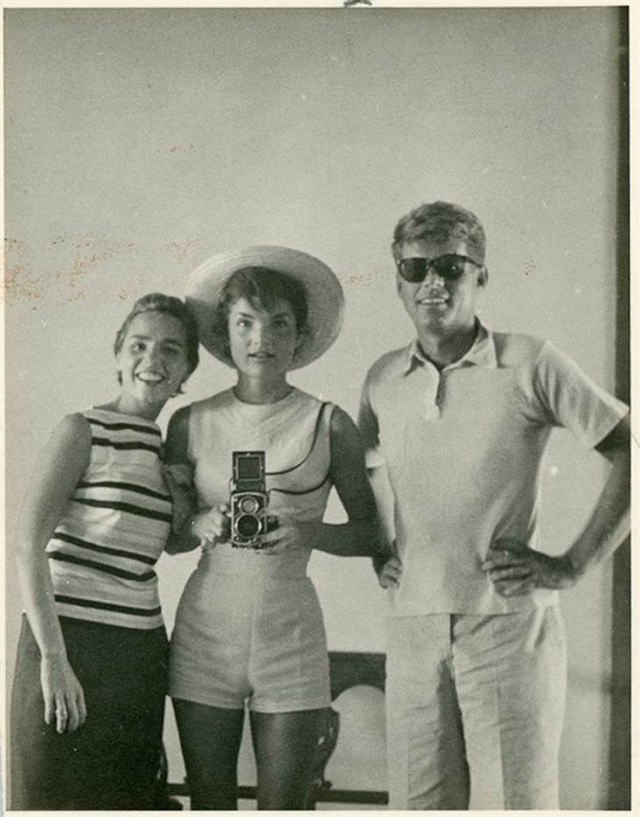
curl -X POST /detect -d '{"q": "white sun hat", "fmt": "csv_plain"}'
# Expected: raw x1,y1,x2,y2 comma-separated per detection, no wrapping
185,245,345,370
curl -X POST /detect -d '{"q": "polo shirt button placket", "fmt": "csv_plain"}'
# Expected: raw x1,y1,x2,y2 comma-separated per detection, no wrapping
422,367,441,421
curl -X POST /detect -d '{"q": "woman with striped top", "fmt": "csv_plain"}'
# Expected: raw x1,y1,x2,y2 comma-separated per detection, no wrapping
10,293,199,810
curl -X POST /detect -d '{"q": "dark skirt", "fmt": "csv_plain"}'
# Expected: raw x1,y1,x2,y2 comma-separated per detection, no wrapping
9,614,169,810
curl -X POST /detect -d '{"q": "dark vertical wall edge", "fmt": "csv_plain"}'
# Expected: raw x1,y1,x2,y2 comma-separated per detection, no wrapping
607,5,630,810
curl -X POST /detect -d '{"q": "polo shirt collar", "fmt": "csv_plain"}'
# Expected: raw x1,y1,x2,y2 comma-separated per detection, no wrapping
403,320,498,374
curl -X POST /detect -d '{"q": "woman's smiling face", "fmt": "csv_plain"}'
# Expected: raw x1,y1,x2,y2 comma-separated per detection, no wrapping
227,297,301,379
116,310,191,416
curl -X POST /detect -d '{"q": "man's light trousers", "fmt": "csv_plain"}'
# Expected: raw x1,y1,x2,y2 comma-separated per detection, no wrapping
386,608,566,810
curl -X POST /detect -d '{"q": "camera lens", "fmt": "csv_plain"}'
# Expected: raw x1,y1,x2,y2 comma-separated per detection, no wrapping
236,514,261,538
239,496,259,514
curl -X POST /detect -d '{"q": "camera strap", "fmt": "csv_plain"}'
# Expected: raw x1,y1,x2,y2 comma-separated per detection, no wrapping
267,402,332,497
266,402,330,477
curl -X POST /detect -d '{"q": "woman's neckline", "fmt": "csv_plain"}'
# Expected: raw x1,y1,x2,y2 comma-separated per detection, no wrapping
231,385,297,406
90,406,159,426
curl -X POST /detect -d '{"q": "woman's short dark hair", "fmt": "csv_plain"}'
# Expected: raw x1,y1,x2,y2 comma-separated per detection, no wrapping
392,201,486,263
114,293,200,385
211,267,309,350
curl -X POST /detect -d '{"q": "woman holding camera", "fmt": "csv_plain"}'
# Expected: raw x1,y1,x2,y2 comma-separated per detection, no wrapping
166,247,391,810
10,293,199,810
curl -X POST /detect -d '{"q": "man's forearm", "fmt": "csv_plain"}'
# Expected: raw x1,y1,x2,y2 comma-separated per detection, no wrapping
566,448,630,577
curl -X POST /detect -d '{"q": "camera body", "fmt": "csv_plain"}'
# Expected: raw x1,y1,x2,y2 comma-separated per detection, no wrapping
230,451,277,548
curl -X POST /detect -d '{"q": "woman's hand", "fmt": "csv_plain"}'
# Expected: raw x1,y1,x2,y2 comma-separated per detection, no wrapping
258,516,316,554
376,543,403,589
41,654,87,733
191,505,230,550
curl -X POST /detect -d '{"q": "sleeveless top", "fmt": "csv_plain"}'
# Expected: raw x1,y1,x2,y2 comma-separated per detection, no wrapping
188,388,334,578
46,408,172,629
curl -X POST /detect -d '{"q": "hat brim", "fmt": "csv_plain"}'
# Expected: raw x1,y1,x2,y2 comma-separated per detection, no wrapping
185,245,345,370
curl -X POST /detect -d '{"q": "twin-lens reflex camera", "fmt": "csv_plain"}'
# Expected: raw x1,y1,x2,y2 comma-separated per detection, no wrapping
230,451,278,548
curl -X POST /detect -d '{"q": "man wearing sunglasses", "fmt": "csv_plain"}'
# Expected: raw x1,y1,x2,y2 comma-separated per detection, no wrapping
358,200,630,810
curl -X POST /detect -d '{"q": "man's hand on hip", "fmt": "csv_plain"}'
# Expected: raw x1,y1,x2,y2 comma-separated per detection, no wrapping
375,542,403,589
482,538,578,595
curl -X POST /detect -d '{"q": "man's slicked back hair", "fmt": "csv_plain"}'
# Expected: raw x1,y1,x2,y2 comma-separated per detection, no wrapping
392,201,486,263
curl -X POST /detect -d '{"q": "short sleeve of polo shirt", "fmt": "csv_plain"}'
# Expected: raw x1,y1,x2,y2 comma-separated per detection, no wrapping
531,341,628,448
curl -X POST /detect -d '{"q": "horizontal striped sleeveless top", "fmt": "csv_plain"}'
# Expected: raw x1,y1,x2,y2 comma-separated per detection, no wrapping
46,408,172,629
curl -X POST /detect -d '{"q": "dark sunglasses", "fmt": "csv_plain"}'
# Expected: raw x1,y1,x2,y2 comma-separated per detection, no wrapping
396,253,482,283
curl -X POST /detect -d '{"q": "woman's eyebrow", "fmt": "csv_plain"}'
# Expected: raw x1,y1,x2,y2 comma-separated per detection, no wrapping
129,334,185,347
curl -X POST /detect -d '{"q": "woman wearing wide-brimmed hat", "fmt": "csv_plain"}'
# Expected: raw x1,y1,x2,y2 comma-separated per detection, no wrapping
166,246,392,810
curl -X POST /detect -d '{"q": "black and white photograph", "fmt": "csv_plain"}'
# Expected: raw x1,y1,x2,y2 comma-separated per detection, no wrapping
3,2,632,811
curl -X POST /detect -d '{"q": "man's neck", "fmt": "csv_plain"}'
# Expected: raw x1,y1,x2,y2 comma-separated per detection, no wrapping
416,322,479,370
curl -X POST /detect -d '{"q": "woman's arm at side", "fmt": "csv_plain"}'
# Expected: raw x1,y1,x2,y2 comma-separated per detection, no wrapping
325,406,390,555
13,413,91,732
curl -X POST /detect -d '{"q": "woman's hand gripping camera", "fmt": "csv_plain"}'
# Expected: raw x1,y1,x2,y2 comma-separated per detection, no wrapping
193,506,308,555
191,505,231,551
164,463,229,552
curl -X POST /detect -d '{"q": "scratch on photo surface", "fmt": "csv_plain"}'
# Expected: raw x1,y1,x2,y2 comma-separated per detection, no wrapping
164,237,204,265
343,273,373,289
2,234,138,305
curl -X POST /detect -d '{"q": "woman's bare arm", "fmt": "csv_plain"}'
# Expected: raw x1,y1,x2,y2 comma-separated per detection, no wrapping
13,414,91,732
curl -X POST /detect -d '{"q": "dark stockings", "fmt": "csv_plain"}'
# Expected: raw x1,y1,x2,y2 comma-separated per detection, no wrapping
173,698,324,810
173,699,244,810
250,709,324,809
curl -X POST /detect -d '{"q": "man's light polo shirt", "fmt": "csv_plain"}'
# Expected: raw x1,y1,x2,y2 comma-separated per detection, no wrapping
358,324,628,615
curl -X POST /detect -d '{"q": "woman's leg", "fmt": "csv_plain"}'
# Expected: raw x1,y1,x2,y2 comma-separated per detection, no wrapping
250,709,324,810
172,698,245,810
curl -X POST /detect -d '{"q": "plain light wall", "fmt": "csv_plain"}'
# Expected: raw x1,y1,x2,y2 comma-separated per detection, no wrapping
4,7,623,809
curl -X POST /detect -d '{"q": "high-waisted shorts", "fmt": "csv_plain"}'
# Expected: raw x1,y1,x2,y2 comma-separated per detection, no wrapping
169,546,331,713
